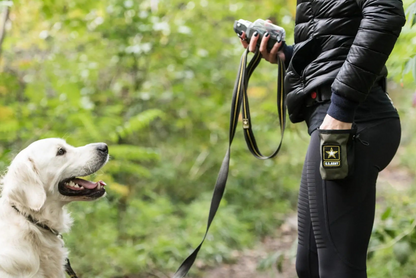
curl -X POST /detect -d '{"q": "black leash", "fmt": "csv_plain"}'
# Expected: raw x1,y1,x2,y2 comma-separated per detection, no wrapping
64,258,79,278
12,205,79,278
173,48,286,278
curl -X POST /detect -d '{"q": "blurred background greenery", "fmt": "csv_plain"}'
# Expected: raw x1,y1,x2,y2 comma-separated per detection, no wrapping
0,0,416,277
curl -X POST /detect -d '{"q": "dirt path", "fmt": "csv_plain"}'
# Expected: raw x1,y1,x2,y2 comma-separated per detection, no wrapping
199,162,414,278
201,215,298,278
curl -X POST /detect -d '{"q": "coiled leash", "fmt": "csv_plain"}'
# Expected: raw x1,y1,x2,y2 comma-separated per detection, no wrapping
12,205,79,278
173,48,286,278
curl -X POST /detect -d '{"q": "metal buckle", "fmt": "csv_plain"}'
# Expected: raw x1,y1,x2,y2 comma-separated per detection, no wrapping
242,119,249,129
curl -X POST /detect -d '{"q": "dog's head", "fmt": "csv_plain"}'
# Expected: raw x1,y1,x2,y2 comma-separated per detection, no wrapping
1,138,109,211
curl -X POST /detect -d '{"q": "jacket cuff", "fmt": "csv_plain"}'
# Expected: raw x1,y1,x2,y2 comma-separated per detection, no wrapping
327,90,359,123
282,44,293,68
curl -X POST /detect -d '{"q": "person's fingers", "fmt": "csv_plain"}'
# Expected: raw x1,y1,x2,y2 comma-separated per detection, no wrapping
239,32,249,49
319,114,352,130
268,41,282,63
259,32,270,58
249,32,259,52
270,41,282,55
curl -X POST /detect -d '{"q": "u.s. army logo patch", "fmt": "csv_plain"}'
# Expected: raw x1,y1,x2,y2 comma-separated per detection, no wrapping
322,145,341,168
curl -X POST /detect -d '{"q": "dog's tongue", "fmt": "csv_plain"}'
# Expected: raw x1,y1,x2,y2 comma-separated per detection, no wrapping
73,178,103,189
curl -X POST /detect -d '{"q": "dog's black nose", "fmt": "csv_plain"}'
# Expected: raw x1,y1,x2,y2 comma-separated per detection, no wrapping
97,143,108,154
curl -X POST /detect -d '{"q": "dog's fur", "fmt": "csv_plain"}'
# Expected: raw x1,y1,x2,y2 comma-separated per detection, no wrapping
0,138,108,278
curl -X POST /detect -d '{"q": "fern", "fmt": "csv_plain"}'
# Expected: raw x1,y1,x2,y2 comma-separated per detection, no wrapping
113,109,164,140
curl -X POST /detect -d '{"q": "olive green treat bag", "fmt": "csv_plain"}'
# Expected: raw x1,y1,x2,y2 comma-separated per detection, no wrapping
319,128,356,180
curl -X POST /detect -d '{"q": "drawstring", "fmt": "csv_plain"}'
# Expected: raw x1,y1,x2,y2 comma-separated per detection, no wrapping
354,133,370,146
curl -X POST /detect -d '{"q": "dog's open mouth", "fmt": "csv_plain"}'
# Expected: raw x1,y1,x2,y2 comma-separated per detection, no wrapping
58,177,107,199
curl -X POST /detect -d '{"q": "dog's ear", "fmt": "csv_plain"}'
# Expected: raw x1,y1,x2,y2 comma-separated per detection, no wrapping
2,157,46,211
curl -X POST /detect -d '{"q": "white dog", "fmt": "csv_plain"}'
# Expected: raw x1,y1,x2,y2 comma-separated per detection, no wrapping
0,138,109,278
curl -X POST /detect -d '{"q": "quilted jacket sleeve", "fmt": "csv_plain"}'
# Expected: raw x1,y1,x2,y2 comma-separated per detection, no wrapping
328,0,406,122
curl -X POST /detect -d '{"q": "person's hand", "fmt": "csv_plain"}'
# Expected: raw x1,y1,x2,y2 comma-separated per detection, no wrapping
239,20,285,64
319,114,352,130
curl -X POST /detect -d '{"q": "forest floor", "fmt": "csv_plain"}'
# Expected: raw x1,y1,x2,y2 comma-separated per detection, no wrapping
202,214,298,278
200,159,414,278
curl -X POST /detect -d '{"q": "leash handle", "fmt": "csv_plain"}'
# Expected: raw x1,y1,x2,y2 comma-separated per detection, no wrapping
241,49,286,159
173,48,286,278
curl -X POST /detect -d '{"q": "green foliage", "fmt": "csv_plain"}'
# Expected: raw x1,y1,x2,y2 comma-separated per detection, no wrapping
0,0,415,277
403,56,416,83
391,0,416,84
257,251,285,273
0,0,301,276
66,192,256,277
367,188,416,277
406,1,416,27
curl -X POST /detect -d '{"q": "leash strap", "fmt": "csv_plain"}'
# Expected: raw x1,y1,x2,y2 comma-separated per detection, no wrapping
241,50,286,159
65,258,79,278
173,49,286,278
11,205,79,278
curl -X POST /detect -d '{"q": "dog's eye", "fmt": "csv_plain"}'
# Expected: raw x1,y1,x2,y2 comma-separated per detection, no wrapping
56,148,66,156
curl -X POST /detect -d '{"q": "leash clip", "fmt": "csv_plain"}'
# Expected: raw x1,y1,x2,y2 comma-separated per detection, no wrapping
242,118,250,129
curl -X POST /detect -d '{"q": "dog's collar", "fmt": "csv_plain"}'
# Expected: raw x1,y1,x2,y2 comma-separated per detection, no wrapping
11,205,61,237
11,205,79,277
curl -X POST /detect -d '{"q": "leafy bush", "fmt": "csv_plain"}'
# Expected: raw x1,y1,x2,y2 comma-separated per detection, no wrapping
1,0,416,277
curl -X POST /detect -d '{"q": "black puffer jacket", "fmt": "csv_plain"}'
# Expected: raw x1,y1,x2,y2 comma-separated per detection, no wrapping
284,0,406,123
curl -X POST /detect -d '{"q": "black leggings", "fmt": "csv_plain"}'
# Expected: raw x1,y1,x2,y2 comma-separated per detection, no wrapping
296,118,401,278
